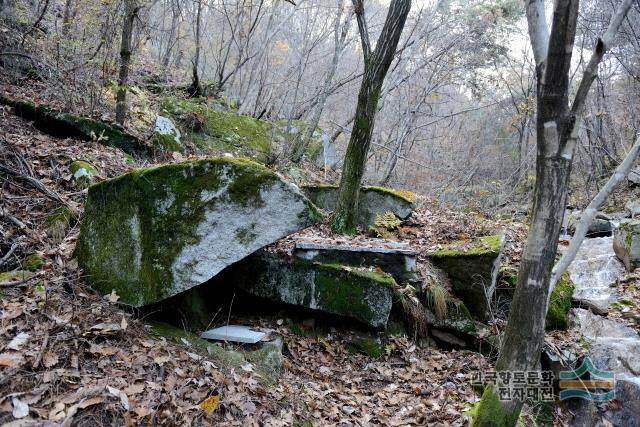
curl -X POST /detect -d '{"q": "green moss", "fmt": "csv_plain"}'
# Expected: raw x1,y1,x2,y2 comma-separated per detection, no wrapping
0,95,150,157
152,132,183,153
546,272,575,331
235,226,258,245
160,96,271,161
362,185,415,203
76,157,315,306
312,263,395,326
444,301,477,334
472,386,518,427
148,321,280,382
24,254,45,271
430,235,503,258
0,270,35,283
47,206,73,242
497,266,518,288
70,160,98,188
347,336,383,358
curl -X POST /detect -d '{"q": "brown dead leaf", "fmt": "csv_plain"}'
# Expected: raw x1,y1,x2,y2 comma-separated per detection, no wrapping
43,352,59,368
0,352,25,367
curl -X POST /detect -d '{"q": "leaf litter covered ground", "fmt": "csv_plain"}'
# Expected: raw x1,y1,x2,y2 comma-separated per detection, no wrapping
0,103,581,426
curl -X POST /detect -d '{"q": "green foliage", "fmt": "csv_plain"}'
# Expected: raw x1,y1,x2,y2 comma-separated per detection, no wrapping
347,336,383,359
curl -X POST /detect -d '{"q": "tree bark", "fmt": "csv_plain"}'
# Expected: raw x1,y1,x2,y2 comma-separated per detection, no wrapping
115,0,139,126
474,0,635,424
331,0,411,234
189,0,203,97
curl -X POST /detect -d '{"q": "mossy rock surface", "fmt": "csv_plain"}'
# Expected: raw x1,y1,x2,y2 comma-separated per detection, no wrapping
160,97,271,161
0,95,150,157
0,270,35,283
70,160,98,188
153,115,183,153
546,272,575,330
427,235,504,321
302,185,415,228
75,157,320,307
237,251,396,328
613,220,640,272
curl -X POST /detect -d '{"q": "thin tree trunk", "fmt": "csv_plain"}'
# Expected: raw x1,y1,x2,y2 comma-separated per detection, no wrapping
289,0,351,163
115,0,139,126
189,0,203,97
474,0,635,424
331,0,411,234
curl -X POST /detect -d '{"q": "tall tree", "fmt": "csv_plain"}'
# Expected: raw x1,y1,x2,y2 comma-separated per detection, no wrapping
473,0,635,425
289,0,352,163
331,0,411,234
115,0,141,125
189,0,203,97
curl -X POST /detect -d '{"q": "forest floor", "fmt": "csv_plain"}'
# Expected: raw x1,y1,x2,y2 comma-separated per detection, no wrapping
0,83,623,426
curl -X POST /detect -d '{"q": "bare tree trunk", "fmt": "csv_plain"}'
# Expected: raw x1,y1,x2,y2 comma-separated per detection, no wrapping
189,0,203,97
289,0,351,163
473,0,635,424
115,0,139,125
331,0,411,234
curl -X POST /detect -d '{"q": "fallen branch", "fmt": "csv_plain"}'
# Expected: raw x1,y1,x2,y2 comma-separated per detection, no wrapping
548,133,640,307
1,208,27,230
0,163,68,206
0,242,19,268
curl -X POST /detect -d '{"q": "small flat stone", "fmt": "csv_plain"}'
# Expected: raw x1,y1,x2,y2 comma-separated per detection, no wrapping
201,325,266,344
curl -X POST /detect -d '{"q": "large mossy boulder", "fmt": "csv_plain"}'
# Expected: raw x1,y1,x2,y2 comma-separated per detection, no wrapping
0,95,150,157
613,220,640,271
426,235,505,321
302,185,415,228
76,158,320,306
160,97,271,161
237,250,396,328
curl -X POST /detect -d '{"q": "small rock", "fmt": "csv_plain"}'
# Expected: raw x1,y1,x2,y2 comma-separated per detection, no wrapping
70,160,98,188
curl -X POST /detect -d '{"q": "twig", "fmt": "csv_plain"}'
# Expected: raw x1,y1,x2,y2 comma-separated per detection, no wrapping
1,208,27,230
0,242,19,268
32,330,50,369
0,164,68,206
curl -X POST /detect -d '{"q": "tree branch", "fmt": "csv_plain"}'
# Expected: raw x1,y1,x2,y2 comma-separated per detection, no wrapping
525,0,549,67
352,0,371,59
561,0,635,160
0,164,68,206
549,134,640,305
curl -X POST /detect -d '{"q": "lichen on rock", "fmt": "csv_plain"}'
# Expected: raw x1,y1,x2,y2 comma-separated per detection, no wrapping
302,184,415,228
75,157,320,307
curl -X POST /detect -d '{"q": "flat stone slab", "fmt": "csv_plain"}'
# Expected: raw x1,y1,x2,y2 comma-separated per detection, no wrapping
293,237,418,283
76,158,320,306
302,185,415,227
237,250,395,328
201,325,266,344
563,236,624,314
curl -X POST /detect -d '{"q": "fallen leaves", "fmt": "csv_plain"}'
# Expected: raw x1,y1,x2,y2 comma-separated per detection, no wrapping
200,392,221,415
